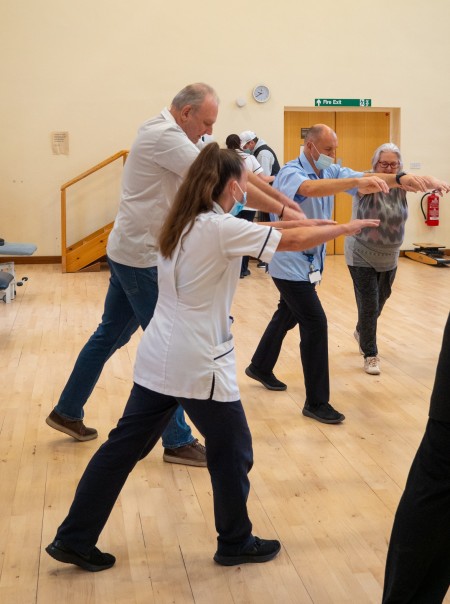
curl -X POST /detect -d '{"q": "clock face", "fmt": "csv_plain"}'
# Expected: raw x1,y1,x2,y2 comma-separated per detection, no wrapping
252,85,270,103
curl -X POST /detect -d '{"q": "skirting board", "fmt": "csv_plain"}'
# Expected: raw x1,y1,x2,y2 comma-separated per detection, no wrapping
0,256,61,264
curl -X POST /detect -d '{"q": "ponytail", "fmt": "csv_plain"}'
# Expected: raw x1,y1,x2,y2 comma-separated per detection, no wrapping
159,143,244,258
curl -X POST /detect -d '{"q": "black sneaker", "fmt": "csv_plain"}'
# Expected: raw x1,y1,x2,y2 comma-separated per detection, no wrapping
213,536,281,566
46,539,116,572
302,403,345,424
245,364,287,391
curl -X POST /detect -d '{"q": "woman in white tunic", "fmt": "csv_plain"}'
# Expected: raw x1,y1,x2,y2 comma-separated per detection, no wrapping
46,144,379,571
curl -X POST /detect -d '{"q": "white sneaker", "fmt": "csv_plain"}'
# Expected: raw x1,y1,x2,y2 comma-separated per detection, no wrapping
354,330,363,355
364,356,381,375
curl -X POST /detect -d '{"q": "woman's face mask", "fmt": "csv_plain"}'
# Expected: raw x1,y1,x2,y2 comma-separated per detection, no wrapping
230,182,248,216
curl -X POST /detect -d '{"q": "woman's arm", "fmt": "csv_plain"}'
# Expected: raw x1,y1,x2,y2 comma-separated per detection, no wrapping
276,219,380,252
259,218,337,228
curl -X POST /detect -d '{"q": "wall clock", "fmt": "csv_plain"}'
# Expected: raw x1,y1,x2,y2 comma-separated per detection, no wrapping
252,85,270,103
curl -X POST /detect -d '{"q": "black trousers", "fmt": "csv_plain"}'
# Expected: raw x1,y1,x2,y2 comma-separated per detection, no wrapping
382,419,450,603
236,209,256,273
251,278,329,407
348,265,397,358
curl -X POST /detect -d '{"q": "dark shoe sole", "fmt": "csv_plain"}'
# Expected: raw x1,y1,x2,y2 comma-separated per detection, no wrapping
45,416,98,442
302,408,345,425
162,452,206,467
213,542,281,566
244,367,287,391
45,543,115,572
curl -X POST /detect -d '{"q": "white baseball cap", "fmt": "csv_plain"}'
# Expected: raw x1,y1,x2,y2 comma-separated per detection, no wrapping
239,130,257,148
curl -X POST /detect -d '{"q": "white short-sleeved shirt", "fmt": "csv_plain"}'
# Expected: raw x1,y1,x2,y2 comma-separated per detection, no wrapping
134,203,281,402
107,108,199,268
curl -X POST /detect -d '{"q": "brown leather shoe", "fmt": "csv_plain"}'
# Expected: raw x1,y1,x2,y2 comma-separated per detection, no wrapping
46,409,98,441
163,439,206,467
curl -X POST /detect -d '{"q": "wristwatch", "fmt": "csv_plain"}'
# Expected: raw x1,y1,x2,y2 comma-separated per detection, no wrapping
395,171,407,184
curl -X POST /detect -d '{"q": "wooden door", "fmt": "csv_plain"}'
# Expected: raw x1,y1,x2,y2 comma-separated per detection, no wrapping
283,110,391,254
284,111,336,162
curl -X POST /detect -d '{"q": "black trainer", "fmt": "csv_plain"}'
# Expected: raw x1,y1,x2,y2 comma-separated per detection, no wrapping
213,537,281,566
245,364,287,391
302,403,345,425
46,539,116,572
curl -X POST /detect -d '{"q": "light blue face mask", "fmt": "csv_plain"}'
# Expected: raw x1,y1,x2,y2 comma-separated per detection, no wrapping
230,182,248,216
312,142,334,171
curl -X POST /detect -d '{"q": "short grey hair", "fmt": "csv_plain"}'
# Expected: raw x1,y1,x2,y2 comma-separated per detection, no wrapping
304,124,333,143
371,143,403,171
170,83,219,112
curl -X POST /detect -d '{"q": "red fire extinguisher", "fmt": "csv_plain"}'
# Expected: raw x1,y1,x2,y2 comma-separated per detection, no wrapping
420,191,440,226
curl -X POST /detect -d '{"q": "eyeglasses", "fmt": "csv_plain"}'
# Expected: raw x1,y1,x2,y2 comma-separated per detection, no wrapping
377,161,400,169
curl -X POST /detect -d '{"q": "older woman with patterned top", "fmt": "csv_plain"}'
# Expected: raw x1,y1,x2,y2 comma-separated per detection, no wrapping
345,143,449,375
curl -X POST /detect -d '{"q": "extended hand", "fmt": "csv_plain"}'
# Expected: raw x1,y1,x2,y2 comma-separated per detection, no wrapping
420,177,450,195
357,176,390,194
345,218,380,235
398,174,430,192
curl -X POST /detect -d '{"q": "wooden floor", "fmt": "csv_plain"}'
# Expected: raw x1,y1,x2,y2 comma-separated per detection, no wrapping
1,256,449,604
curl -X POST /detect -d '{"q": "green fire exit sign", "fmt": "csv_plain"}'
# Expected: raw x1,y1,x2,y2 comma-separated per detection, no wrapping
315,98,372,107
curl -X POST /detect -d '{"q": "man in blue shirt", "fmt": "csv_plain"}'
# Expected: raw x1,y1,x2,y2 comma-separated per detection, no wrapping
245,124,429,424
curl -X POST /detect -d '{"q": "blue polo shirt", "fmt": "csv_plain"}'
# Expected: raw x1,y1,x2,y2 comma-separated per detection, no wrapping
268,152,363,281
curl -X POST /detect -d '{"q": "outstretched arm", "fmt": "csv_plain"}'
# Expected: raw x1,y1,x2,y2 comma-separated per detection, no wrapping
259,218,337,228
299,175,389,197
247,172,306,219
359,173,450,195
276,219,380,252
417,176,450,195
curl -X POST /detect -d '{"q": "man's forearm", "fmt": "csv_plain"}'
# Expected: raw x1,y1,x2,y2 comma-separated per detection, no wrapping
298,177,361,198
369,173,398,187
247,171,303,214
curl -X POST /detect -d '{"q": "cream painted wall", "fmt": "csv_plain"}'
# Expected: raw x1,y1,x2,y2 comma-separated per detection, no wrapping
1,0,450,256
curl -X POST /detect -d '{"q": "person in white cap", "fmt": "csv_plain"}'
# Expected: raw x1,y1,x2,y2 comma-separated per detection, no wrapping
240,130,280,179
240,130,281,266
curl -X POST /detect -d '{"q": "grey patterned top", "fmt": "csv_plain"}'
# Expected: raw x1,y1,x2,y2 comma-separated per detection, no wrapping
344,187,408,272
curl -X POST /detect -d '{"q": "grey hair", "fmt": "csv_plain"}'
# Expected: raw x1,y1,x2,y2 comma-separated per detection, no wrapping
170,83,219,112
371,143,403,171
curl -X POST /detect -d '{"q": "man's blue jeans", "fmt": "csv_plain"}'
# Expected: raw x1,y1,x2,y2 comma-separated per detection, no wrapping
54,257,194,449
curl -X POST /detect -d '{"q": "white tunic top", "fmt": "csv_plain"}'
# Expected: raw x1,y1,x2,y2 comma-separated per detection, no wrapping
134,203,281,402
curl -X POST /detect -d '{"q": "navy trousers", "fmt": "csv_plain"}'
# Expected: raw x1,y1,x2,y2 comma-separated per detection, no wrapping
55,383,255,557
